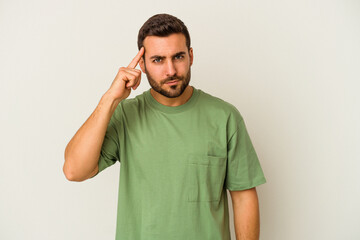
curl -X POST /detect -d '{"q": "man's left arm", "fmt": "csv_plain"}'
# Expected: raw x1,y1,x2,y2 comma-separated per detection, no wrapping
229,187,260,240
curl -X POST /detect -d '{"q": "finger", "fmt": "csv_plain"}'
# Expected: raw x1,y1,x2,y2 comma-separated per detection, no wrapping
133,74,141,90
122,68,141,81
118,67,141,75
122,71,137,83
127,47,145,69
121,71,140,88
122,68,141,75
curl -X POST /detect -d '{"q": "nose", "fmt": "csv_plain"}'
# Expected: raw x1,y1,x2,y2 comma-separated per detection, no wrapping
165,60,177,77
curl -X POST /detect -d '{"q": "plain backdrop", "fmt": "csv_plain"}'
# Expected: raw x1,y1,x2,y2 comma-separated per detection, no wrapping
1,0,359,239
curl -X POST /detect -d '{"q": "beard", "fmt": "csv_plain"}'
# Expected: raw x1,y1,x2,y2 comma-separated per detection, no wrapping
145,67,191,98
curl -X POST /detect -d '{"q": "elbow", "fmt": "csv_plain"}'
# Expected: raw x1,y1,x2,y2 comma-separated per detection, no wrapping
63,166,78,182
63,170,79,182
63,148,87,182
63,160,86,182
63,147,97,182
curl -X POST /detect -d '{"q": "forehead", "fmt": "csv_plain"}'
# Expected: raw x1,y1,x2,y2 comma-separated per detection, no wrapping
143,33,187,57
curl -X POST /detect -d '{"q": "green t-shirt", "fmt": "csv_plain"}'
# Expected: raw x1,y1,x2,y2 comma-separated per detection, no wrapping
91,86,266,240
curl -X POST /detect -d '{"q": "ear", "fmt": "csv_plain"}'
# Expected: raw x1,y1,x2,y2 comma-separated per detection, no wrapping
139,57,146,73
189,47,194,67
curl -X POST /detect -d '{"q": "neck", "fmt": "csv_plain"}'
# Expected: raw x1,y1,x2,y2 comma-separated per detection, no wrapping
150,85,194,107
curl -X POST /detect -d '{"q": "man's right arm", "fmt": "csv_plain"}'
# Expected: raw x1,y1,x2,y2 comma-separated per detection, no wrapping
63,92,122,181
63,47,145,182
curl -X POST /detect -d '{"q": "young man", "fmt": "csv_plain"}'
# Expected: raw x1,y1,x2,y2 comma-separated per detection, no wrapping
64,13,266,240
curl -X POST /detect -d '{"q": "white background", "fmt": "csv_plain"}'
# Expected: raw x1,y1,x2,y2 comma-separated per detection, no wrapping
1,0,359,239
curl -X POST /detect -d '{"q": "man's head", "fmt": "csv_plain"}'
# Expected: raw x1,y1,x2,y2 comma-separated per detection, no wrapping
137,13,193,98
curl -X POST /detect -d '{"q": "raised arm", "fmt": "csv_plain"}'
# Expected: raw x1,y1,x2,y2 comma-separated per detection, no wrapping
63,47,144,181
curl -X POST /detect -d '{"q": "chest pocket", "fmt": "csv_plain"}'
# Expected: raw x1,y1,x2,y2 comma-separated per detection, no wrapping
187,154,227,202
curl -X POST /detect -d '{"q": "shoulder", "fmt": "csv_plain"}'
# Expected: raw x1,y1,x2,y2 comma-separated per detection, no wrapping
197,89,244,124
118,91,146,112
108,92,146,123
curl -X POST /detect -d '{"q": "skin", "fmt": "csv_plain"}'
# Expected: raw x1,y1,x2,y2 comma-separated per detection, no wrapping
230,188,261,240
138,33,194,106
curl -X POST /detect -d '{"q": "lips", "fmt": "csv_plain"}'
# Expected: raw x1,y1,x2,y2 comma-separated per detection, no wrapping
166,80,179,85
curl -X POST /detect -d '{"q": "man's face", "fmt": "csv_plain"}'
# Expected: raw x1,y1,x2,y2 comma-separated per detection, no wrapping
139,33,193,98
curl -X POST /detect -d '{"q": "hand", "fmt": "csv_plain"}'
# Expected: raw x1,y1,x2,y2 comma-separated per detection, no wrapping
107,47,145,101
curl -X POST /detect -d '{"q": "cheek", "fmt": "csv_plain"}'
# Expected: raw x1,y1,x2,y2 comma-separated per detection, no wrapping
177,63,189,73
147,65,163,77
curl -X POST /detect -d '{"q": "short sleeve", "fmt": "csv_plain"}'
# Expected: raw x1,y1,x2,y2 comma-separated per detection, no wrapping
225,118,266,191
90,107,121,178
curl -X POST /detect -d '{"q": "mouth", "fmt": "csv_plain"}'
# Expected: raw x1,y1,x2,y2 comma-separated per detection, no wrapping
165,80,179,86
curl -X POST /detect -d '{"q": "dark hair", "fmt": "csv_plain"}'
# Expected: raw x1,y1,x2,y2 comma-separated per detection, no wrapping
137,13,191,52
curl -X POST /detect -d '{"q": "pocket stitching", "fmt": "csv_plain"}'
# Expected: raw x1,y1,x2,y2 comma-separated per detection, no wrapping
187,154,226,202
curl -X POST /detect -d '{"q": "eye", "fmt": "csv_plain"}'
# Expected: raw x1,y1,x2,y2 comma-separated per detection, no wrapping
153,58,161,63
175,55,184,60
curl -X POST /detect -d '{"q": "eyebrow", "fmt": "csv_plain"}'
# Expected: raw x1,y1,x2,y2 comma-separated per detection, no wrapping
149,51,186,60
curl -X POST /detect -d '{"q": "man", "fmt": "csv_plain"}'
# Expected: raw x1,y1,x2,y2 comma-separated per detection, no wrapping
63,13,266,240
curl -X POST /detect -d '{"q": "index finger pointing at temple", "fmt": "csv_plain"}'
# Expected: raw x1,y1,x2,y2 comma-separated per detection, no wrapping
127,47,145,69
